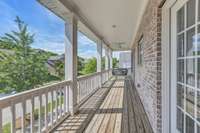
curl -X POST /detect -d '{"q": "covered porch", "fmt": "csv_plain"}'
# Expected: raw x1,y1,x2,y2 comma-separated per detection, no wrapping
0,71,153,133
0,0,157,133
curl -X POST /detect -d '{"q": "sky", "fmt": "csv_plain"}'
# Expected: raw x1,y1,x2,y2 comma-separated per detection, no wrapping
0,0,97,58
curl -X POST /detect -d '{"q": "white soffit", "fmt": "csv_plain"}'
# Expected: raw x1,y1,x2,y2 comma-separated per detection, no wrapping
38,0,149,51
66,0,149,51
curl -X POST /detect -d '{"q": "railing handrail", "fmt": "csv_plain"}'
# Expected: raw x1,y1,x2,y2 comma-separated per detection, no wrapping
0,80,71,107
102,69,112,72
77,69,111,81
0,69,112,101
77,72,101,81
0,70,112,104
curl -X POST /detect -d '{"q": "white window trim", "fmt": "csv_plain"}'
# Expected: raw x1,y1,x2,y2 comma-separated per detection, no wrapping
138,36,144,65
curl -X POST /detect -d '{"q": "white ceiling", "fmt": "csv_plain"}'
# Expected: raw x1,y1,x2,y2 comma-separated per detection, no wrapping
38,0,149,51
70,0,148,50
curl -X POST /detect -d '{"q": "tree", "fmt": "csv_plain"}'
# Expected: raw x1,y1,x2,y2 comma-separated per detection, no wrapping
82,57,97,75
0,16,53,93
78,56,85,75
55,60,64,79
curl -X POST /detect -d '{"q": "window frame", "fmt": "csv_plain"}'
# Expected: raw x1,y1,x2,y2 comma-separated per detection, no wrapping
138,35,144,65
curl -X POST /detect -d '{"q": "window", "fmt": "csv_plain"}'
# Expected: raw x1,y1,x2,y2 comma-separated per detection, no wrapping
175,0,200,132
138,36,144,65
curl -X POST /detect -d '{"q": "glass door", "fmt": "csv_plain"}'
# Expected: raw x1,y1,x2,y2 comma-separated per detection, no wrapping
171,0,200,132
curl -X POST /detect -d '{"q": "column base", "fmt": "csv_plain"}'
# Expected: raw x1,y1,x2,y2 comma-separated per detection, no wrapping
69,104,79,116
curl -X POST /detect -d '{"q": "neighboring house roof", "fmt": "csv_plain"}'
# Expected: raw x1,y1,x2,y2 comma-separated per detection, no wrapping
46,54,65,75
48,54,64,61
47,54,64,66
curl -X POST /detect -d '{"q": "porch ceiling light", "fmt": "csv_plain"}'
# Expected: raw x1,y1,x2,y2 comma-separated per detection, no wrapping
112,25,116,28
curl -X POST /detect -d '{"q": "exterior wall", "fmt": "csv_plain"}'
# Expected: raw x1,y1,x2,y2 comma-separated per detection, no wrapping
119,51,131,68
131,0,162,132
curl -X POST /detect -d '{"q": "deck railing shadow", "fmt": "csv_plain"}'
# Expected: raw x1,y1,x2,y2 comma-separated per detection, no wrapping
54,76,155,133
121,76,154,133
52,78,116,133
79,108,123,114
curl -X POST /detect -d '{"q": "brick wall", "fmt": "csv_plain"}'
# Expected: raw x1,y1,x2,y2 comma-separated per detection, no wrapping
132,0,162,132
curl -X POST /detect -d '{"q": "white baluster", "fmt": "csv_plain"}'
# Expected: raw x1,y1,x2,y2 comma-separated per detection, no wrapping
66,85,69,113
11,103,16,133
39,95,42,132
45,93,48,130
0,109,2,133
55,90,58,121
59,89,61,118
51,91,53,125
64,86,66,114
31,98,34,133
22,100,26,133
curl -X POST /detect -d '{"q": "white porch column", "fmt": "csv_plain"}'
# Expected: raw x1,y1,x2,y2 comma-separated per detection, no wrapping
131,49,134,72
97,40,103,86
97,40,102,72
64,15,78,115
109,49,113,69
105,46,109,70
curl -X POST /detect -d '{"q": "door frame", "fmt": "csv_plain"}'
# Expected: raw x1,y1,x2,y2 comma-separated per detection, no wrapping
161,0,177,133
171,0,189,133
162,0,199,132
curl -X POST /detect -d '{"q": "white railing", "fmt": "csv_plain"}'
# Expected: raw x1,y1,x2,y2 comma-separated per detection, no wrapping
127,67,132,75
0,80,72,133
0,70,112,133
77,69,112,104
102,69,112,83
77,72,101,103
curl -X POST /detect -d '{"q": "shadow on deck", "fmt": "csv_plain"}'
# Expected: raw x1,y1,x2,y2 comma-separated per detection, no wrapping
52,76,153,133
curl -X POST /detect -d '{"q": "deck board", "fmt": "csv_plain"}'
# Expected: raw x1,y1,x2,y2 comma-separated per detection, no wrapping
52,76,153,133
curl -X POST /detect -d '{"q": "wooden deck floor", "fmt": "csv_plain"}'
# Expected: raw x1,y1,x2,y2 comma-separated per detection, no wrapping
52,76,153,133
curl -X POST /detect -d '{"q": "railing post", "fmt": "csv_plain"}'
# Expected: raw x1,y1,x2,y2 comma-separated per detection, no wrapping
65,14,78,115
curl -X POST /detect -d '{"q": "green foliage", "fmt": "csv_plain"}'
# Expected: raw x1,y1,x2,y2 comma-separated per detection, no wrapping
78,56,85,75
54,60,64,79
112,57,119,68
0,16,107,94
0,41,16,50
3,123,11,133
0,16,59,93
82,57,97,75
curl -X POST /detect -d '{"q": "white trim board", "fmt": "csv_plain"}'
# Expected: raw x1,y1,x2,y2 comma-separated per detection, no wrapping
161,0,177,133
